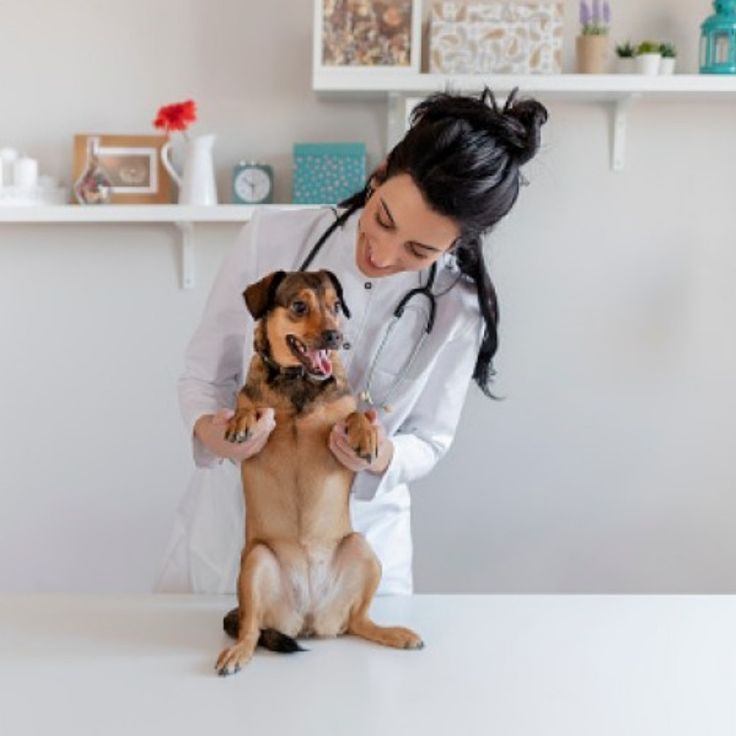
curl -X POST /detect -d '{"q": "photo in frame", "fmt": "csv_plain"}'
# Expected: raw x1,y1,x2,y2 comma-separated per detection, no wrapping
314,0,422,74
72,134,171,204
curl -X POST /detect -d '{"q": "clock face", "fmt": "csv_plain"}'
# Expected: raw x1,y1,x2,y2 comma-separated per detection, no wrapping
234,166,272,203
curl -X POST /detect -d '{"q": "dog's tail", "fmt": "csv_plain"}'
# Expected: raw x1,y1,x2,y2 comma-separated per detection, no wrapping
259,628,307,653
223,607,307,653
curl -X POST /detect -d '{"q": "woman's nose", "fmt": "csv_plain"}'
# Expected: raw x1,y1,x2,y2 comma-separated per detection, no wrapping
371,236,398,268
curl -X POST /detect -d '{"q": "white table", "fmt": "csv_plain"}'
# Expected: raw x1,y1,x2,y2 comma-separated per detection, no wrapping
1,594,735,735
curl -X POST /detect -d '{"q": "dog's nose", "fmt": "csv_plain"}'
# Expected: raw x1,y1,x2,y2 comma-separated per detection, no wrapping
321,330,342,349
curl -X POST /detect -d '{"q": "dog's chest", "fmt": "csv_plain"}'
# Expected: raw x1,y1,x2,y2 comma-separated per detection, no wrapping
242,396,356,538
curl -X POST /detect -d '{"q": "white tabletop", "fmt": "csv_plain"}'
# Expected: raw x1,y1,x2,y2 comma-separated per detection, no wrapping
1,593,735,736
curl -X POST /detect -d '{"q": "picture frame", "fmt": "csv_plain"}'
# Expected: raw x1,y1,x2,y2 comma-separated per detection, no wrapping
72,134,171,204
429,0,564,75
313,0,422,76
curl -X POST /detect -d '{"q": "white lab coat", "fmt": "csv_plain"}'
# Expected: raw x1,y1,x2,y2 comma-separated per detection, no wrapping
156,206,484,595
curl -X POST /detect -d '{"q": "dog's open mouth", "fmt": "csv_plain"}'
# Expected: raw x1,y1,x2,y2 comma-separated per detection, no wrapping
286,335,333,380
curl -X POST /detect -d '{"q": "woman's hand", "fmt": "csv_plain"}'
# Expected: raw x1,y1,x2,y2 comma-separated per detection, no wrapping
194,407,276,463
328,409,394,475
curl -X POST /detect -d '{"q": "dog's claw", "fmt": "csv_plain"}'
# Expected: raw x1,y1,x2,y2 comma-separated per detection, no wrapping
216,662,241,677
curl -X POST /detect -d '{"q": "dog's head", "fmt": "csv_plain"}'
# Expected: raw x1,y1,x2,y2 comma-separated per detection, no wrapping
243,270,350,381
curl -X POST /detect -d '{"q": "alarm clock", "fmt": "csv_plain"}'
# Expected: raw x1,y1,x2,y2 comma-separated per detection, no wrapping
232,161,274,204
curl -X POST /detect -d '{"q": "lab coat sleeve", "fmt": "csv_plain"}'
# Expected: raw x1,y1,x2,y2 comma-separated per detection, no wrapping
177,212,261,467
350,315,485,501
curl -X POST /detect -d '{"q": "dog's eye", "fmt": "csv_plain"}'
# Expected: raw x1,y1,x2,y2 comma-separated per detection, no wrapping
333,302,342,315
291,301,308,316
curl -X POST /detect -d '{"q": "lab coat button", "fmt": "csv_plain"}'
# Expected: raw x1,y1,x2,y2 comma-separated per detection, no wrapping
364,282,372,290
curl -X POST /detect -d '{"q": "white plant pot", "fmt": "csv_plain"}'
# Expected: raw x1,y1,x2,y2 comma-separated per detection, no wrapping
615,56,636,73
659,57,676,75
636,53,662,75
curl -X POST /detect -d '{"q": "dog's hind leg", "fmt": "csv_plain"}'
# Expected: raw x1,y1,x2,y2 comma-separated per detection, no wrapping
336,533,424,650
215,544,283,675
222,607,240,639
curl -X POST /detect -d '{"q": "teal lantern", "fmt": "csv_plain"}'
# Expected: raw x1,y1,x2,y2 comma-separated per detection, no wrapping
700,0,736,73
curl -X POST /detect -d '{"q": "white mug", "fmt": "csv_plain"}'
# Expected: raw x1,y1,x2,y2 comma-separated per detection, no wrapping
13,156,38,189
0,148,19,187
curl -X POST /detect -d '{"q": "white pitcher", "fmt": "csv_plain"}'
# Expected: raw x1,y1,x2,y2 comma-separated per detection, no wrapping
161,133,218,205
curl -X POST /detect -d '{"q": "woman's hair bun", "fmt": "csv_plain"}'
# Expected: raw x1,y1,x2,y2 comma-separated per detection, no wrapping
481,86,548,166
410,88,547,168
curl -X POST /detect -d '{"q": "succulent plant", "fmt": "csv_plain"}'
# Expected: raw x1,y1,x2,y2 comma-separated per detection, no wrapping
659,42,677,58
615,41,636,58
636,40,661,55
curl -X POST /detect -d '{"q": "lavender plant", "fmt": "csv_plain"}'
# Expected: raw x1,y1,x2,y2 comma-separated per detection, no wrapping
579,0,611,35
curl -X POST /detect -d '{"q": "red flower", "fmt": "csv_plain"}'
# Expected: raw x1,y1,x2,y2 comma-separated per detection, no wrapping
153,99,197,134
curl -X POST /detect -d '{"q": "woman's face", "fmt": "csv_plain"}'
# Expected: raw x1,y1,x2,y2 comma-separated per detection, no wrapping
356,173,460,278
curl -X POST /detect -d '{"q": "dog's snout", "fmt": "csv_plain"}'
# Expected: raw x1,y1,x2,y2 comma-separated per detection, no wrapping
321,330,342,349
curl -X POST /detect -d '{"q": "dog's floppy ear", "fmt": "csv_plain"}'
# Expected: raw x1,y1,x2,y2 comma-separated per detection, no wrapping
243,270,287,320
322,270,351,319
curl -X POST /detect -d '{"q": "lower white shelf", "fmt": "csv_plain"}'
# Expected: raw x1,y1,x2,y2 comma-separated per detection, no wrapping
0,204,320,289
0,203,314,223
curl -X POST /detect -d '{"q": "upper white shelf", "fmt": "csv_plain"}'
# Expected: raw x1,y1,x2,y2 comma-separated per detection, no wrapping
313,71,736,102
0,203,313,223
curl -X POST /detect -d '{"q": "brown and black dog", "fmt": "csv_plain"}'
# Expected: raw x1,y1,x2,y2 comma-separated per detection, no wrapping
215,269,423,676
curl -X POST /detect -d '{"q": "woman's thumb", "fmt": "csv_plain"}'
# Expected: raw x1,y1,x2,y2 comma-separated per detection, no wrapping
212,408,235,425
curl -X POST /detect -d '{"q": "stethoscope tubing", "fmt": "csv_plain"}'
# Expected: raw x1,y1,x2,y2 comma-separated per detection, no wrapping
297,204,439,412
298,205,438,333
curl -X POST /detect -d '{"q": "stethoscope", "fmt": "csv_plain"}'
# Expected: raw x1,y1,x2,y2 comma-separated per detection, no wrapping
298,203,438,413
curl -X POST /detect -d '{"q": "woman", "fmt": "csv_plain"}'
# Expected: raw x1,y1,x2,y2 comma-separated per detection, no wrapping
156,88,547,596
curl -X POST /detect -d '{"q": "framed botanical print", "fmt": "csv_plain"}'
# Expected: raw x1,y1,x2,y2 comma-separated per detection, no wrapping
314,0,422,74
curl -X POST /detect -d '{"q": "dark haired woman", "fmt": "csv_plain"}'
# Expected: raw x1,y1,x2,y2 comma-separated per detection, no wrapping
157,88,548,597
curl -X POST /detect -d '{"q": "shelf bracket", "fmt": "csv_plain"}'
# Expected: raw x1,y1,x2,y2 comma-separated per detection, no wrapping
174,221,195,289
610,94,639,172
386,91,406,153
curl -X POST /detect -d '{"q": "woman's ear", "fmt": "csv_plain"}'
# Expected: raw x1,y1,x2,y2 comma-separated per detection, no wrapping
368,159,388,193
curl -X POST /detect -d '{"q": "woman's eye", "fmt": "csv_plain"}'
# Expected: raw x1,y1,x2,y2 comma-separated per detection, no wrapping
407,244,428,260
374,213,391,229
291,301,307,315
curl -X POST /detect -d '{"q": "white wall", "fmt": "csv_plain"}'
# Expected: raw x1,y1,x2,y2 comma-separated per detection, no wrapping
1,0,734,593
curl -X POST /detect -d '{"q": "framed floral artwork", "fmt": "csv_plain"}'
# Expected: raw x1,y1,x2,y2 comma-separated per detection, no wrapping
72,134,171,204
314,0,422,74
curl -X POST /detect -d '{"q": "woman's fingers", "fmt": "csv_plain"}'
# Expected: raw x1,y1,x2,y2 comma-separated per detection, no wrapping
255,407,276,432
211,408,235,425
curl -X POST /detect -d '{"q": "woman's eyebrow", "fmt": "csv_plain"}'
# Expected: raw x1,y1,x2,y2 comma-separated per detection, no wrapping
379,197,442,253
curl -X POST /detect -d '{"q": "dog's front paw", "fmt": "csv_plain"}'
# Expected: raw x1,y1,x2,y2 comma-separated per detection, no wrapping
344,411,378,464
215,642,255,676
224,408,259,444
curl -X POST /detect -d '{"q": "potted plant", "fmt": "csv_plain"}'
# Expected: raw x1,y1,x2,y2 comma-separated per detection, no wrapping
635,40,662,75
576,0,611,74
615,40,636,72
659,42,677,74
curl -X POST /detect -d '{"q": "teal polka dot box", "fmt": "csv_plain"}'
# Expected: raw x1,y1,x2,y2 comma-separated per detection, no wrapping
292,143,366,204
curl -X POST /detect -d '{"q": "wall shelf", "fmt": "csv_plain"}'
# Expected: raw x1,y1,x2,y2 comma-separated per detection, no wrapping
313,71,736,100
0,204,314,289
313,72,736,171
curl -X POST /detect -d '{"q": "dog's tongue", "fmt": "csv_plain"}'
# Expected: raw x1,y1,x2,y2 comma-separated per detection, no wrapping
307,348,332,377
